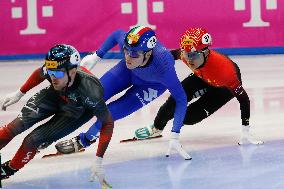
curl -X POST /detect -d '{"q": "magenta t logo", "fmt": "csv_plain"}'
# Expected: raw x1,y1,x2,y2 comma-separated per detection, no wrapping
11,0,53,35
234,0,278,27
121,0,164,30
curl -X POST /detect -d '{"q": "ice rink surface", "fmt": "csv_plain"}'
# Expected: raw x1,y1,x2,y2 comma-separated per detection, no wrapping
0,55,284,189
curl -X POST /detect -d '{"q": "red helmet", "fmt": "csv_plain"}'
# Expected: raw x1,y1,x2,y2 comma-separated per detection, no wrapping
180,28,212,52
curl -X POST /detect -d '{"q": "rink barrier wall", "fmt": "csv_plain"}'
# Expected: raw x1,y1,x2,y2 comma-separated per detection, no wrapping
1,47,284,61
1,1,284,58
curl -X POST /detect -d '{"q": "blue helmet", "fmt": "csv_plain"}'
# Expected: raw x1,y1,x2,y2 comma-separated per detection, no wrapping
124,26,157,52
45,44,81,70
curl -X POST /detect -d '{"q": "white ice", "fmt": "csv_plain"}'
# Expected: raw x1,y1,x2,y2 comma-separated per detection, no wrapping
0,55,284,189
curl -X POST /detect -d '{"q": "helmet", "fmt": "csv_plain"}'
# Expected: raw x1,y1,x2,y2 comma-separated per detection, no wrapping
124,26,157,52
45,44,81,70
180,28,212,52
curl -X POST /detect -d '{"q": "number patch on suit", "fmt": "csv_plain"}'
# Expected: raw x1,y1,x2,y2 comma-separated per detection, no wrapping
143,88,158,102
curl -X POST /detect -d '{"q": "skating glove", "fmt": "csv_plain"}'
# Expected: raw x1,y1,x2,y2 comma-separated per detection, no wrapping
80,52,101,70
135,124,162,139
166,132,192,160
1,90,25,111
90,156,112,189
79,132,98,148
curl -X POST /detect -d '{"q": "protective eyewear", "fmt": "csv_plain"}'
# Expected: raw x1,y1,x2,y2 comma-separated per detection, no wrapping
47,69,65,79
123,47,145,58
183,51,203,60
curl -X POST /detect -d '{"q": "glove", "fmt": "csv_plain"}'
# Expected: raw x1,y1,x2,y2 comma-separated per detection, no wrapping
135,124,162,139
90,156,112,189
80,52,101,70
1,90,25,111
79,132,98,148
165,132,192,160
238,125,264,145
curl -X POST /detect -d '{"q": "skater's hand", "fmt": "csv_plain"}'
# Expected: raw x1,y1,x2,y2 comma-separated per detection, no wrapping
166,132,192,160
90,156,112,189
81,52,101,71
79,133,98,148
1,90,25,111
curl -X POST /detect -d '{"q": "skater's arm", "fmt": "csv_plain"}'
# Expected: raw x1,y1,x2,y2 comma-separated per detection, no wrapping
1,67,45,110
95,107,114,157
83,79,114,157
96,29,126,58
20,67,46,93
80,30,126,70
161,69,187,133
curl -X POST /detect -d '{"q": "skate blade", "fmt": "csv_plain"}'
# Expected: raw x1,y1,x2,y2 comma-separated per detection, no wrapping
42,149,85,159
120,135,162,143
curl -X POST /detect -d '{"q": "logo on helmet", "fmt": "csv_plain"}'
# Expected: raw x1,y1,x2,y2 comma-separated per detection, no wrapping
181,36,196,52
45,60,58,69
45,60,68,69
181,36,193,48
127,33,140,44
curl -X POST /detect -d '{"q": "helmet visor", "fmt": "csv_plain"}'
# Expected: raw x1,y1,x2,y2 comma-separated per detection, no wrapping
47,69,65,79
123,46,144,58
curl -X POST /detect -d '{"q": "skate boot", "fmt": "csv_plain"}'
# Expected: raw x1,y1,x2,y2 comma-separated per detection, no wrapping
238,125,264,145
1,161,18,180
55,136,84,154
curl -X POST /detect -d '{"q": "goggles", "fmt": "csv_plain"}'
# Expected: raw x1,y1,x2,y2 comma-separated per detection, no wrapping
123,47,145,58
47,69,65,79
183,50,203,60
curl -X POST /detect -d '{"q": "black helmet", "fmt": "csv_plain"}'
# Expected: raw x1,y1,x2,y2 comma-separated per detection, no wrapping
45,44,80,70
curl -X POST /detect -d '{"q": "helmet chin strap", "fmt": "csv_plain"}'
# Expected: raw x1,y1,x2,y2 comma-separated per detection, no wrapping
141,54,148,66
198,50,209,68
67,71,71,87
201,52,206,65
139,51,151,67
64,67,71,94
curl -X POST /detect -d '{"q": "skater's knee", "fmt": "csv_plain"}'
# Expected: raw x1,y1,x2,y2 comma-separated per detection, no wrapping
23,132,46,149
158,101,175,116
184,111,209,125
22,134,37,149
183,119,198,125
3,118,25,137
